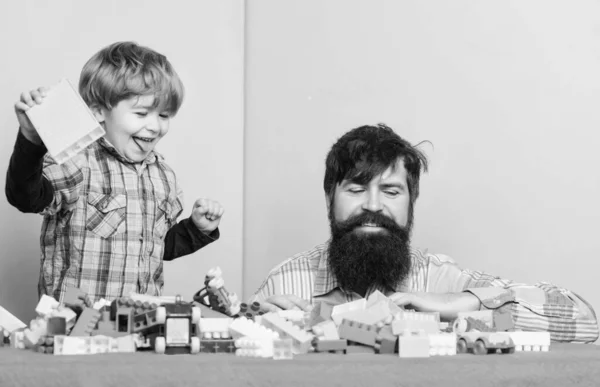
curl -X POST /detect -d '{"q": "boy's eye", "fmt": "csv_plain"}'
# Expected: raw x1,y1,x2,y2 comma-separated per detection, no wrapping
348,187,365,193
135,112,148,117
159,113,170,119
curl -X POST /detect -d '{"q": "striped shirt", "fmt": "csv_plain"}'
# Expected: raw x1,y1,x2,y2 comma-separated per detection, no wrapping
39,137,184,303
252,242,599,343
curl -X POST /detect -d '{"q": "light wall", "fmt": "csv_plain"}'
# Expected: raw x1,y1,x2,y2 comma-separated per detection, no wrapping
0,0,244,323
243,0,600,332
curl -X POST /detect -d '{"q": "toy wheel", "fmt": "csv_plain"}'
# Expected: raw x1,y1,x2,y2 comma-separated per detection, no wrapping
456,339,468,354
501,347,515,354
191,307,201,324
190,337,201,354
473,340,488,355
155,306,167,324
155,337,166,354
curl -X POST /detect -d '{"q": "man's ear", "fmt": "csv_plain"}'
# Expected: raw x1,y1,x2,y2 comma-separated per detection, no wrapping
90,105,106,123
325,193,331,212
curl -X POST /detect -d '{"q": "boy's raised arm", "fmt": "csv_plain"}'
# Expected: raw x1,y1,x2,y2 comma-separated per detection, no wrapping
162,218,219,261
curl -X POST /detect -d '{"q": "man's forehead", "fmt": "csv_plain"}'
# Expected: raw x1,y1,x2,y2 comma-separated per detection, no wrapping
343,159,407,185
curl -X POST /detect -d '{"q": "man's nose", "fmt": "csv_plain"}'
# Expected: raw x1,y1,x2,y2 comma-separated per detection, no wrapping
362,191,383,212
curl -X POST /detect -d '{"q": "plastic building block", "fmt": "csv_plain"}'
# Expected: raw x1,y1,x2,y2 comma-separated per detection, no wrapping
92,311,128,338
338,319,379,347
229,316,279,340
312,320,340,340
70,308,101,336
429,333,457,356
10,330,25,349
366,290,404,315
374,326,397,354
307,301,335,327
398,330,430,358
127,293,178,305
493,308,515,331
0,328,10,346
345,344,376,354
63,286,91,314
47,317,67,335
199,317,232,339
24,78,105,165
331,299,367,325
48,306,77,329
456,332,515,355
391,318,439,335
36,335,55,354
238,302,263,320
313,338,348,354
235,337,273,357
133,308,163,335
505,331,550,352
35,295,60,317
336,300,392,326
201,339,236,353
115,335,137,353
0,304,26,332
273,338,294,359
24,318,48,348
260,313,314,354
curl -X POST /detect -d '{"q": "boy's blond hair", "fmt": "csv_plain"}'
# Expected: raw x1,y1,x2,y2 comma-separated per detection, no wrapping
79,41,184,115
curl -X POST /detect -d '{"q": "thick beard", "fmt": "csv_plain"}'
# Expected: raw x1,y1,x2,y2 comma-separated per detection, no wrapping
327,210,412,296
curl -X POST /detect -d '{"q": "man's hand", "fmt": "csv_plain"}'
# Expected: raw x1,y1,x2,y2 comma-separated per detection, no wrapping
190,198,224,235
389,292,481,321
259,294,313,314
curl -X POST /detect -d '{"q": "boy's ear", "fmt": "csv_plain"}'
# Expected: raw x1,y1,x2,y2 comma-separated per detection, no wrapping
90,105,106,123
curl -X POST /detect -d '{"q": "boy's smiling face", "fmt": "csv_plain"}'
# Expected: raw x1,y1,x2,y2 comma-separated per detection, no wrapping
94,94,171,163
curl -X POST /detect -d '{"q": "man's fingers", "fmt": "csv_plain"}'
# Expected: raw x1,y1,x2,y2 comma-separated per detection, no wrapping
259,300,283,313
263,295,312,312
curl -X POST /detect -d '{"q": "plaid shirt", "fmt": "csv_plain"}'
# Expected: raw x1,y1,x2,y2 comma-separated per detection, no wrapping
252,242,599,343
39,138,183,303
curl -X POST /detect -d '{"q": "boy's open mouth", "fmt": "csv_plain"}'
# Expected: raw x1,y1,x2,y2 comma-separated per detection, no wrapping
133,136,155,151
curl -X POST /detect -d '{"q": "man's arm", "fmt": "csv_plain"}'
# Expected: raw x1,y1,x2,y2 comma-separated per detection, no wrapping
5,130,54,212
420,254,599,343
162,218,219,261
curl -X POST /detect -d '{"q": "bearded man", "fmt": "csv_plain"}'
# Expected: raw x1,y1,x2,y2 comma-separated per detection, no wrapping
251,124,598,343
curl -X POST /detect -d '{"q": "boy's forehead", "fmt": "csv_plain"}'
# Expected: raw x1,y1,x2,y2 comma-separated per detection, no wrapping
130,94,156,107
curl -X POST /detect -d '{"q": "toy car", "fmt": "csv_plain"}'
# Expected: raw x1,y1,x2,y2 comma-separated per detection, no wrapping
456,332,515,355
152,295,201,355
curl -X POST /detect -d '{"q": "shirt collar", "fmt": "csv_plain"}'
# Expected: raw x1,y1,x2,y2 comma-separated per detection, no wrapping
97,137,164,166
312,240,416,298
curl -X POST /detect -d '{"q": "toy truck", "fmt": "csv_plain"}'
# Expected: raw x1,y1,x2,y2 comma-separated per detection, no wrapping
456,332,515,355
153,296,201,355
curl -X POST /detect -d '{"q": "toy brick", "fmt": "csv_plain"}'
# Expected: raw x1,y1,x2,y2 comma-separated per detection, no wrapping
336,300,391,326
0,328,10,346
234,337,273,357
230,316,279,340
506,331,550,352
115,335,136,353
70,308,101,336
93,311,128,338
133,309,162,335
35,295,60,317
493,308,515,331
313,338,348,354
346,344,376,354
312,320,340,340
307,301,335,327
0,304,27,332
24,78,105,165
10,330,25,349
429,333,457,356
338,319,379,347
374,325,397,354
398,331,430,358
331,299,367,325
47,316,67,335
199,317,232,339
201,339,236,353
24,318,48,348
62,286,89,314
391,319,439,335
260,313,314,354
238,302,263,320
273,338,293,359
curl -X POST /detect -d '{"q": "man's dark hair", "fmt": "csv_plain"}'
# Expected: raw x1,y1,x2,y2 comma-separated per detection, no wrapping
323,123,429,230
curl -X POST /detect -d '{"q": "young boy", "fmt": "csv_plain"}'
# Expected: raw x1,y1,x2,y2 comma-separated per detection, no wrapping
6,41,224,303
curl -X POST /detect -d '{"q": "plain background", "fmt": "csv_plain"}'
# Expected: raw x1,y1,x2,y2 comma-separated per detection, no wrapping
1,1,599,337
243,0,600,332
0,0,244,323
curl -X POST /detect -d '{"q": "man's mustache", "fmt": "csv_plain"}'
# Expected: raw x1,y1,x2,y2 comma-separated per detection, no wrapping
334,211,401,234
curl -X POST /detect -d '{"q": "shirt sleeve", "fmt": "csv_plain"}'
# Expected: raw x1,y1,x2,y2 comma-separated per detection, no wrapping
5,130,54,213
426,253,599,343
